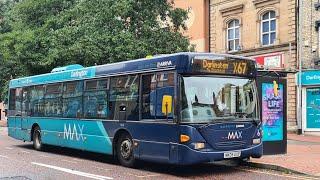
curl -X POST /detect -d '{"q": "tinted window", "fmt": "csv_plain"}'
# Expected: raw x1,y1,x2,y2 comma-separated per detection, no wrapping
9,88,22,116
45,84,62,117
22,87,31,116
62,81,83,118
141,72,175,120
84,79,109,119
110,75,139,120
30,85,45,117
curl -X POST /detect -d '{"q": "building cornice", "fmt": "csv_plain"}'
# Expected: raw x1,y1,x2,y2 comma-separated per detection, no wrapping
219,4,244,17
252,0,280,8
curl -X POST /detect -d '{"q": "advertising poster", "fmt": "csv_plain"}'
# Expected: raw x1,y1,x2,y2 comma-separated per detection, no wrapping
306,88,320,129
262,83,284,141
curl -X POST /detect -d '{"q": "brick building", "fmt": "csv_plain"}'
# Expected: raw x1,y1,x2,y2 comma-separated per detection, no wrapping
297,0,320,135
209,0,298,131
174,0,210,52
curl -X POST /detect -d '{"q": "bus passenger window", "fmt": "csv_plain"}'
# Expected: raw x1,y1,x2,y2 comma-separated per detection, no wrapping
62,81,83,118
141,74,156,119
83,79,109,119
109,75,139,121
9,88,22,116
155,72,174,119
44,84,62,117
22,87,31,116
30,85,45,117
141,72,174,120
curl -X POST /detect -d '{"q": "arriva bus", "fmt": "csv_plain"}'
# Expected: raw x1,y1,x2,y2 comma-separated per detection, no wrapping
8,52,262,167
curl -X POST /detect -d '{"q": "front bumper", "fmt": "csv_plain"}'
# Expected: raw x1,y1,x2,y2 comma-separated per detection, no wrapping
175,143,263,165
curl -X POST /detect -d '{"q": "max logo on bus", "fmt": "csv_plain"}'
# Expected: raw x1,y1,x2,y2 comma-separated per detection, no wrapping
64,124,85,141
227,131,243,140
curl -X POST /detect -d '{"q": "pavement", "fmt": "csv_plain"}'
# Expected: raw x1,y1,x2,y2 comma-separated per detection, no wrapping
249,133,320,178
0,120,6,127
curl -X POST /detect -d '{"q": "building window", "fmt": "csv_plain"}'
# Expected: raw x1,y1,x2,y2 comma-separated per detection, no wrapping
261,11,276,46
227,19,240,51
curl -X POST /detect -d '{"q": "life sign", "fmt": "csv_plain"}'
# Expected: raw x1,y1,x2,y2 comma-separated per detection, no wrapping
192,58,254,76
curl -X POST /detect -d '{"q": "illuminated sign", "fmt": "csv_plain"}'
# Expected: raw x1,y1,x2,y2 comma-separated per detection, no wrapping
192,58,255,76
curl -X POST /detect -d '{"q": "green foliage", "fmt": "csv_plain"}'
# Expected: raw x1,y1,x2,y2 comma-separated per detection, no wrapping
0,0,191,101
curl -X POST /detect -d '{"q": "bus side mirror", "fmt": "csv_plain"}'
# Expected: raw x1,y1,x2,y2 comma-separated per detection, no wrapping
162,95,172,115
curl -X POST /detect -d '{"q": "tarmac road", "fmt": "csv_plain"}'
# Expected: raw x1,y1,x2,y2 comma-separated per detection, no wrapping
0,127,316,180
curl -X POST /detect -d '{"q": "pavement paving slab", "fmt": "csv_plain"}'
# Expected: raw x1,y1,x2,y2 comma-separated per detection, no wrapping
249,133,320,177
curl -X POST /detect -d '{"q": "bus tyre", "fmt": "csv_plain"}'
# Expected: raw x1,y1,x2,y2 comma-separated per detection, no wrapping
33,126,43,151
117,133,135,167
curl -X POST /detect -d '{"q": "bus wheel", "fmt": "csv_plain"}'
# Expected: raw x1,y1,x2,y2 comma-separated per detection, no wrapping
117,133,135,167
33,126,43,151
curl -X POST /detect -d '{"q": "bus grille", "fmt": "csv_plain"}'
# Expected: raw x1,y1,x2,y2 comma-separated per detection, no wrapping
214,141,247,150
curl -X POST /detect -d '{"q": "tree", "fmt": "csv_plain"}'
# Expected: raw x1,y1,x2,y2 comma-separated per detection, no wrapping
0,0,191,101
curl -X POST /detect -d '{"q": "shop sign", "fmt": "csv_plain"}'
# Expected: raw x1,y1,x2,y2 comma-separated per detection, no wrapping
306,88,320,129
253,53,284,68
297,70,320,86
262,83,284,141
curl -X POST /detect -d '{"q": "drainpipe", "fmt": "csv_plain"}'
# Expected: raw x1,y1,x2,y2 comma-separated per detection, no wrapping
297,0,303,134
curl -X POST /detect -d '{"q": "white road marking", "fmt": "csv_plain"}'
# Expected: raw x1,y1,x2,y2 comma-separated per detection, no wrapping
236,167,318,180
0,155,9,159
31,162,113,180
72,158,84,162
5,147,13,150
92,166,111,171
61,159,78,164
39,155,51,158
135,174,161,178
20,150,30,154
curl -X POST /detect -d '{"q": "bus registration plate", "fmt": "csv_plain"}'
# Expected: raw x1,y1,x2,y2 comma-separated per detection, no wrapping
224,151,241,159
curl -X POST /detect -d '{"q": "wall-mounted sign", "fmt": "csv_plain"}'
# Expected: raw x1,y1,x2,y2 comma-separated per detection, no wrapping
297,70,320,86
306,88,320,129
262,83,284,142
252,53,284,69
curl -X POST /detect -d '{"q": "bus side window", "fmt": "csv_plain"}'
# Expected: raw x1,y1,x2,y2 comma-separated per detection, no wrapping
109,75,139,121
155,72,174,119
141,74,157,119
22,87,31,116
44,83,62,117
141,72,175,120
83,79,109,119
9,88,21,116
30,85,45,117
62,81,83,118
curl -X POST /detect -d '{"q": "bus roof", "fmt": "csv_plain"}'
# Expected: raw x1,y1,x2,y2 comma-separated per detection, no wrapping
9,52,255,88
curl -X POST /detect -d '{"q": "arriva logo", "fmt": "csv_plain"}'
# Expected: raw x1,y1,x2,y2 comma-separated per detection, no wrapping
64,124,84,141
71,70,88,78
227,131,243,140
157,61,172,68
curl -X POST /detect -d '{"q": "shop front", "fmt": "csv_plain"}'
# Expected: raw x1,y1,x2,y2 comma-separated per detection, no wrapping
299,70,320,134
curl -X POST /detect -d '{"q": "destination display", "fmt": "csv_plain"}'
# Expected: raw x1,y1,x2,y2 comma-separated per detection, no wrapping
192,58,256,76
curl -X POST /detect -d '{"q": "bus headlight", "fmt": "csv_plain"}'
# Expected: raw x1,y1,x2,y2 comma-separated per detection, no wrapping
253,138,261,145
194,142,205,150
